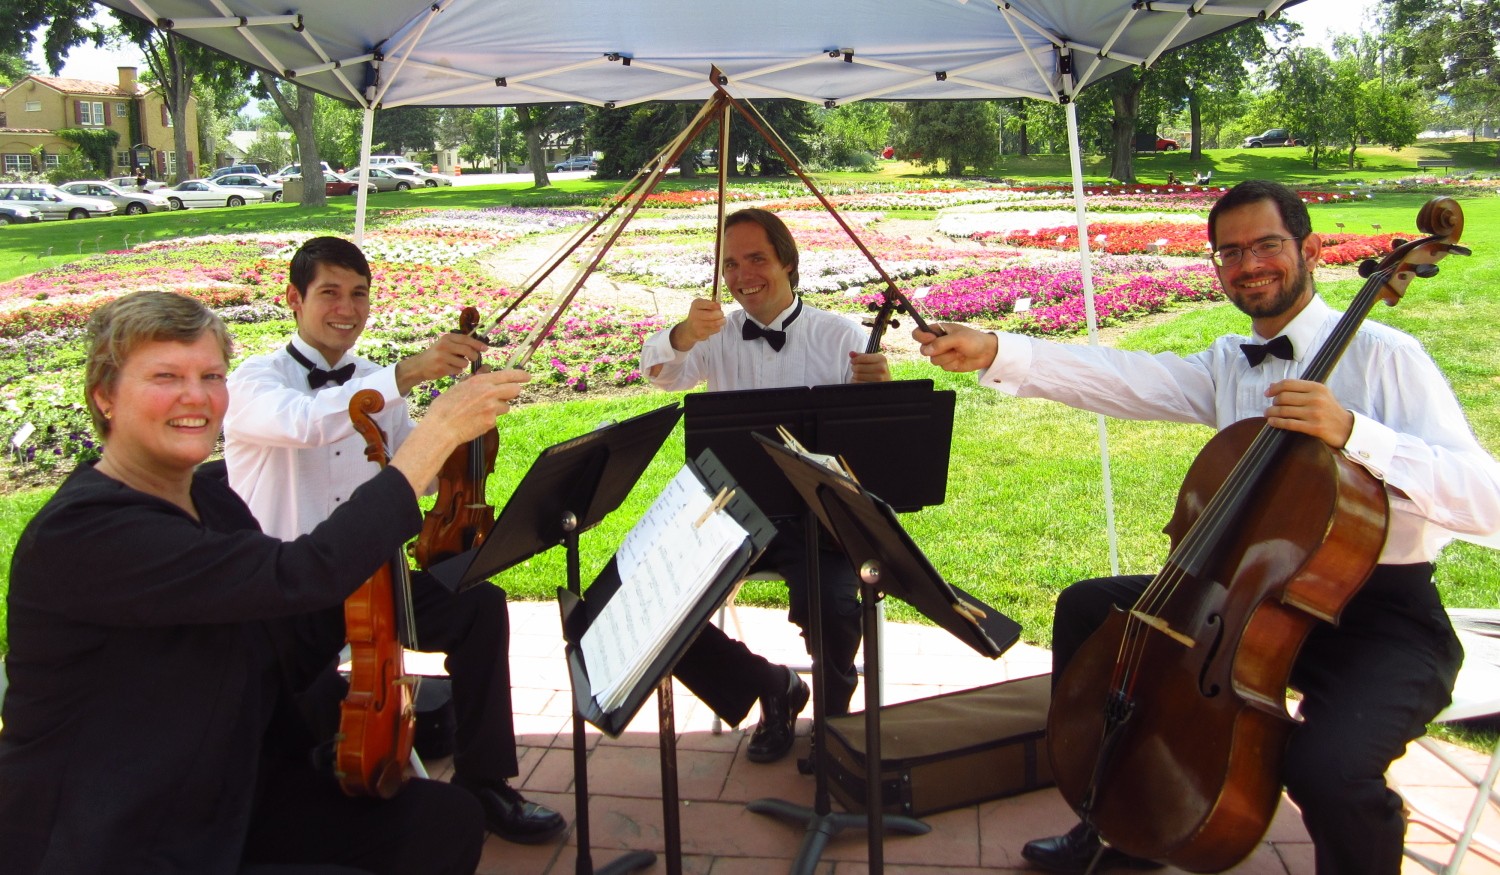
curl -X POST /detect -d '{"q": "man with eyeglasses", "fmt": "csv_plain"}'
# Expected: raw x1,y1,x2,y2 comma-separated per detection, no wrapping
914,179,1500,874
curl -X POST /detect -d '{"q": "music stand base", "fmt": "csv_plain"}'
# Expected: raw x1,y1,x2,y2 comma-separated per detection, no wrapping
591,850,657,875
747,797,930,875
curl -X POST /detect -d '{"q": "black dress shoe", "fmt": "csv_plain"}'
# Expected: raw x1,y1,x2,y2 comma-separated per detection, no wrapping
746,667,809,764
1021,821,1163,873
463,780,566,844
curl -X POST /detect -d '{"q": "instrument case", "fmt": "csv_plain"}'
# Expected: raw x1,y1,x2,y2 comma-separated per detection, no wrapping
823,673,1054,817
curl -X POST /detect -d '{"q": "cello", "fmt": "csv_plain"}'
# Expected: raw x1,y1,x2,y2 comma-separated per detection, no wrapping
335,389,419,799
1047,197,1470,872
412,306,498,569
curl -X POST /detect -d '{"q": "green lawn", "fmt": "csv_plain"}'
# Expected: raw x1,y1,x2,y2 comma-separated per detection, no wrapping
2,155,1498,664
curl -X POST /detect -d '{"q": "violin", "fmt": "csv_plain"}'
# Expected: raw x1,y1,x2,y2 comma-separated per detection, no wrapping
1047,198,1469,871
413,306,498,569
335,389,419,799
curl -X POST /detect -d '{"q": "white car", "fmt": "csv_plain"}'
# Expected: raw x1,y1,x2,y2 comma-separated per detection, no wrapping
107,175,169,193
381,165,455,187
0,183,117,219
212,172,285,202
160,179,267,210
60,180,172,215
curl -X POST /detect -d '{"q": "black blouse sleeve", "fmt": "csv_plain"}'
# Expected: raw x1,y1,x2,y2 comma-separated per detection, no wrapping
8,465,422,627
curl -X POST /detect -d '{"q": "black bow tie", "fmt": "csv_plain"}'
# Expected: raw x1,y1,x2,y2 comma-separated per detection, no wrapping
286,344,356,389
1241,334,1295,367
740,300,802,353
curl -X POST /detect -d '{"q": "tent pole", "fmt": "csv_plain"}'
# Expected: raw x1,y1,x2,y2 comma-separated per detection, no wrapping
1064,99,1121,576
353,105,376,245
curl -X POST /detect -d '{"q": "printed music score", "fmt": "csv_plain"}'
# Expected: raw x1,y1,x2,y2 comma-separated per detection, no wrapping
581,467,749,711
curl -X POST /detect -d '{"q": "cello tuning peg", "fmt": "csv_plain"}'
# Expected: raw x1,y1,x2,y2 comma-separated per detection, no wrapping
1414,264,1439,278
890,319,901,330
1390,238,1408,249
1450,244,1472,257
1357,259,1379,278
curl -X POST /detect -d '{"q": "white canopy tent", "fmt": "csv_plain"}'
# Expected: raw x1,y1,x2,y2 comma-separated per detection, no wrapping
93,0,1308,568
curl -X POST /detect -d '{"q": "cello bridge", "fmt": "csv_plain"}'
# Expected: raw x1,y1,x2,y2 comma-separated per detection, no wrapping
1130,609,1197,648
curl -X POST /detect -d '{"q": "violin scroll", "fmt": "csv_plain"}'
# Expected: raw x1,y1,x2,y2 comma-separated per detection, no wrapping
349,389,389,466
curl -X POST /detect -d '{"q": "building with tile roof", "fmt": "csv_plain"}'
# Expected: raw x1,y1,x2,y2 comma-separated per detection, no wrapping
0,66,199,182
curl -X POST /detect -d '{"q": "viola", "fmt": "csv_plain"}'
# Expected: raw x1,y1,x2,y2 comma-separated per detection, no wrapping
413,306,498,569
335,389,419,799
1047,198,1469,872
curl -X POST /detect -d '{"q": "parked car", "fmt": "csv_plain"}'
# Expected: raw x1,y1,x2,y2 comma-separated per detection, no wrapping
1243,128,1297,148
1154,136,1178,151
209,163,269,179
159,179,267,210
0,183,117,220
59,180,172,215
348,167,414,192
367,155,413,167
271,161,333,182
553,155,597,172
0,204,42,225
382,164,455,187
212,172,285,202
107,175,169,193
285,170,376,197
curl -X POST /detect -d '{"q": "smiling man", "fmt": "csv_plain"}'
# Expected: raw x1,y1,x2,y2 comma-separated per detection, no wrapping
914,180,1500,874
640,208,889,764
223,236,567,847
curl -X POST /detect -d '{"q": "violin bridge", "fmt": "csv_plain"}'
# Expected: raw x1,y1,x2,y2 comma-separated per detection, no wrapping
1130,610,1196,648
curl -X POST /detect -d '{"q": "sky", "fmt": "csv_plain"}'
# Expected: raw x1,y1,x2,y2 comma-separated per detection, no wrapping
27,0,1379,85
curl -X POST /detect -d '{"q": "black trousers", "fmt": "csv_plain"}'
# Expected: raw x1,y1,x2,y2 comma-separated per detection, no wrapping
672,520,863,724
241,754,484,875
407,574,518,786
299,574,518,788
1050,564,1462,875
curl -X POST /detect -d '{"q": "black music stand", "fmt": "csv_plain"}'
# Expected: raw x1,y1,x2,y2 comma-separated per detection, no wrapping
756,435,1022,874
428,402,682,875
682,379,957,874
560,450,775,874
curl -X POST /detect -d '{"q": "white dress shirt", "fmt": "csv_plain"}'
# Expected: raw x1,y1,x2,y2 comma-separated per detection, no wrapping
224,335,416,540
642,298,869,391
978,294,1500,564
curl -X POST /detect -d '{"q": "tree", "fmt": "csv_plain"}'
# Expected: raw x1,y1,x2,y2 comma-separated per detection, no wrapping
258,73,327,207
0,1,106,74
889,101,998,175
0,48,32,86
1384,0,1500,159
1149,24,1279,160
811,102,890,169
372,105,437,154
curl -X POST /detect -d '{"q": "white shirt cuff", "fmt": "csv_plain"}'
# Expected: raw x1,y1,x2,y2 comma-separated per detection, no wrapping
1342,411,1396,480
977,332,1034,395
641,326,688,371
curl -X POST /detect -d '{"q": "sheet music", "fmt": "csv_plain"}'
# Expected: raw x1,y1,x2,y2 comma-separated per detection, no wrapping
582,468,749,712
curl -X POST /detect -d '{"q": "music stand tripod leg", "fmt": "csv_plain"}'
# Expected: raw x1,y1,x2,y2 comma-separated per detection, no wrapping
747,513,928,875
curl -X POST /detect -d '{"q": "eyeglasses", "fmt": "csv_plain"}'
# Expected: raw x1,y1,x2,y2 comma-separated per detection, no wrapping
1210,236,1301,268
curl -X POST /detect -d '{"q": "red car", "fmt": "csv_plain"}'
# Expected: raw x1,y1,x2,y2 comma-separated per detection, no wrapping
286,171,375,197
1155,136,1178,151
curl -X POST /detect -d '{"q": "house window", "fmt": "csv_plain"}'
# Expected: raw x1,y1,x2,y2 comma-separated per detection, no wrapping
116,102,129,117
116,151,131,168
165,151,177,175
25,101,41,112
43,154,60,169
3,154,34,174
81,101,105,126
